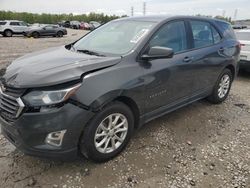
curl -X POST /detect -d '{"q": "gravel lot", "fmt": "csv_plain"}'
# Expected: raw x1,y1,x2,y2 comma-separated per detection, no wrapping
0,29,249,188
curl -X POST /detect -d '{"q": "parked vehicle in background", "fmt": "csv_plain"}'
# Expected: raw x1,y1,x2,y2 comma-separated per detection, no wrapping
80,22,91,30
235,29,250,71
0,16,240,162
89,21,101,30
70,21,81,29
58,21,71,28
0,20,29,37
24,24,67,38
31,23,44,27
232,25,248,29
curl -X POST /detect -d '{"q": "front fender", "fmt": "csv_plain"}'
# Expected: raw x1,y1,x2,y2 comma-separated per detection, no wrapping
89,90,123,111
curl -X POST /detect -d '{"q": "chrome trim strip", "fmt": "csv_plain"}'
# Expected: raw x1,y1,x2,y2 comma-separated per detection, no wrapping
0,85,25,118
0,86,17,100
16,97,25,117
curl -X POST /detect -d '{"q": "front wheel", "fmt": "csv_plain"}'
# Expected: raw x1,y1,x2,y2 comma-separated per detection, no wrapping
80,102,134,162
207,68,233,104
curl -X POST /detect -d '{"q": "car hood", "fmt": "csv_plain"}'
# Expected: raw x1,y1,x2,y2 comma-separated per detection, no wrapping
2,46,121,88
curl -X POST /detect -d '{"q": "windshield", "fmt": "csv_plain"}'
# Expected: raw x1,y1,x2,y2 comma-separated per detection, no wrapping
73,20,156,55
236,32,250,41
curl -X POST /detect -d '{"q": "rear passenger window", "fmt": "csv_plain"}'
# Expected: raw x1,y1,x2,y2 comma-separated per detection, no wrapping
0,22,6,25
10,22,20,26
149,21,187,53
190,21,214,48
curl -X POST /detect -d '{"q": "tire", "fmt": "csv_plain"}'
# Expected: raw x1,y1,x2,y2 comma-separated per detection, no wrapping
57,31,63,37
32,32,39,38
80,102,134,162
207,68,233,104
4,30,12,37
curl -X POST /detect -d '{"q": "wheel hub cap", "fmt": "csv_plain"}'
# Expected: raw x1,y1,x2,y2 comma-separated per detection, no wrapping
218,74,230,98
94,113,128,154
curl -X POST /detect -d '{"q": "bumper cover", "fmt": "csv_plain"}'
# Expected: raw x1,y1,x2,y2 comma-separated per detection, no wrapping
0,103,94,160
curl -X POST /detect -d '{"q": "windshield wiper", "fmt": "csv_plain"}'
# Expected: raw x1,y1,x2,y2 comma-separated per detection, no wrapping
77,49,105,57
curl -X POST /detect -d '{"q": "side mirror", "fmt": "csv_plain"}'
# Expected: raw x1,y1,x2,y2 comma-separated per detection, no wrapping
141,46,174,60
43,27,46,30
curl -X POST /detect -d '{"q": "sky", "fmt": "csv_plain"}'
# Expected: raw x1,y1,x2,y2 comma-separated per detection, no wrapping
0,0,249,20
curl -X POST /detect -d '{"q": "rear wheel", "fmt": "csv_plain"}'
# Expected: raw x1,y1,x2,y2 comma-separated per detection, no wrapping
80,102,134,162
4,30,12,37
207,68,233,104
57,31,63,37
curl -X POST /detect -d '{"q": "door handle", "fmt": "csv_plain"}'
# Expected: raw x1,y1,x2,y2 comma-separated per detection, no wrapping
183,56,193,63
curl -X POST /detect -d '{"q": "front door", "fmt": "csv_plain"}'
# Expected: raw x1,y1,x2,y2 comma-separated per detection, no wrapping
142,20,195,114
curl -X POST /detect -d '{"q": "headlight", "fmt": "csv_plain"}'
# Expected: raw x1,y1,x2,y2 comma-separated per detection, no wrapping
23,84,81,106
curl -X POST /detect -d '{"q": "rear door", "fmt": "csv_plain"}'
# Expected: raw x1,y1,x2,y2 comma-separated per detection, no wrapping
185,20,226,95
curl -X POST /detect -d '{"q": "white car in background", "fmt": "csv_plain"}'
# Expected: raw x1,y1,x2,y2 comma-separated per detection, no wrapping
0,20,29,37
235,29,250,71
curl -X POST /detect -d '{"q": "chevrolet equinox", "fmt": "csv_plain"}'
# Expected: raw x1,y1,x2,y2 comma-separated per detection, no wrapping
0,16,240,162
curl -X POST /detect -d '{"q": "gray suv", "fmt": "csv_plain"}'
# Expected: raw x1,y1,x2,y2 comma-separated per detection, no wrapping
0,16,240,162
0,20,29,37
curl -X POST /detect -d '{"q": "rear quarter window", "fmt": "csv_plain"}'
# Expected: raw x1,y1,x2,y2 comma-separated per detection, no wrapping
216,21,236,39
0,22,7,25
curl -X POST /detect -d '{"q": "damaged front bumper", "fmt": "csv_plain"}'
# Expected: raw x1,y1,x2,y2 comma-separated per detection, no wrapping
0,103,94,160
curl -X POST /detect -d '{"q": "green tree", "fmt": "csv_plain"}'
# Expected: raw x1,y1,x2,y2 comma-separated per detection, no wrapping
0,11,122,24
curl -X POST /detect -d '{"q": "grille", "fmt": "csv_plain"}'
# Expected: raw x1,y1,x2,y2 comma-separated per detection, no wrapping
0,84,25,123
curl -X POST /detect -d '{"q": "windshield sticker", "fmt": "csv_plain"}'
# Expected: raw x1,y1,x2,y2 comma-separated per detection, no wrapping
130,29,149,43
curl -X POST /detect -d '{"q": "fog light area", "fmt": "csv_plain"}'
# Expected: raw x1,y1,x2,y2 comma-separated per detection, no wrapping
45,130,67,147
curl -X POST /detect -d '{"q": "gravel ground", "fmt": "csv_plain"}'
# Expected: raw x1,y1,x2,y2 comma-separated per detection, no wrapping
0,29,249,188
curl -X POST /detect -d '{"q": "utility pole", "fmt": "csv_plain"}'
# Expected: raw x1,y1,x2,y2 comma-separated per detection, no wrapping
222,10,226,17
131,6,134,17
143,2,146,16
233,9,238,21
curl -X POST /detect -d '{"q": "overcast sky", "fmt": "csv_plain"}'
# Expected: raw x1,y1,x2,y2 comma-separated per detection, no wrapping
0,0,249,20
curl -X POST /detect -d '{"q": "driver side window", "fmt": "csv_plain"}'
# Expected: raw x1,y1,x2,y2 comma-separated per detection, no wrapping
149,21,187,53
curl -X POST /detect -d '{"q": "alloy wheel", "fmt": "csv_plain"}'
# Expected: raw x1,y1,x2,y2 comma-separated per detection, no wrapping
94,113,128,154
218,74,230,98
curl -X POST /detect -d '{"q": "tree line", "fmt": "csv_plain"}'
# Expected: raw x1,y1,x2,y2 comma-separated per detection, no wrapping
196,14,234,24
0,11,239,25
0,11,124,24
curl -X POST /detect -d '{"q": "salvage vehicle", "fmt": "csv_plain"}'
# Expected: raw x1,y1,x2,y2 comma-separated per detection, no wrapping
24,24,67,38
0,20,29,37
0,16,240,162
235,29,250,71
